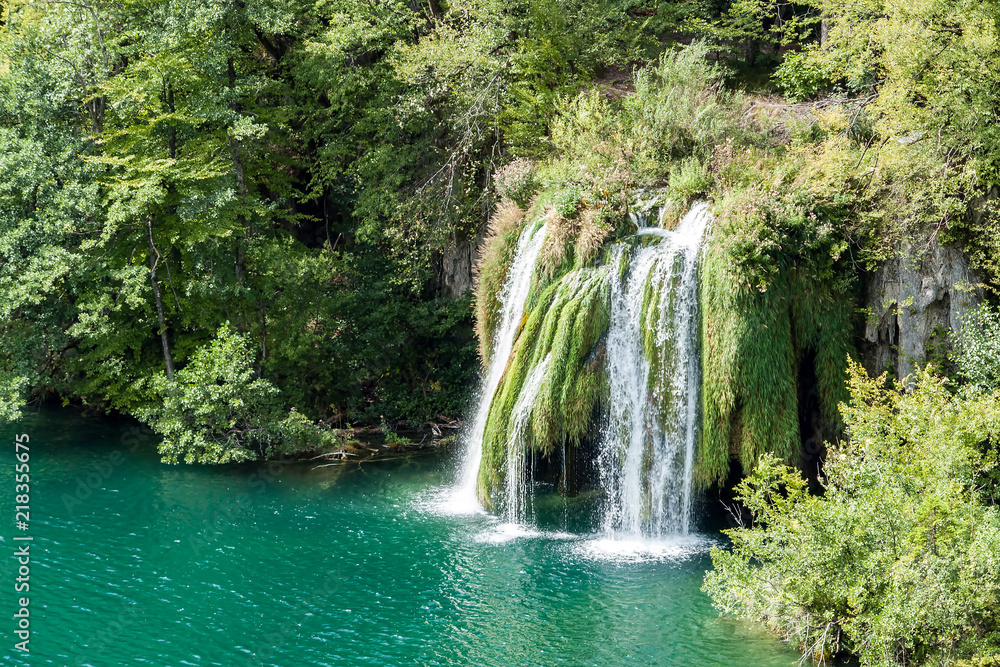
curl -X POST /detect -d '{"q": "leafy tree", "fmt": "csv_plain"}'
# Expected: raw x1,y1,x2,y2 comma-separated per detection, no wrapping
773,0,1000,185
0,0,479,461
955,304,1000,394
705,362,1000,666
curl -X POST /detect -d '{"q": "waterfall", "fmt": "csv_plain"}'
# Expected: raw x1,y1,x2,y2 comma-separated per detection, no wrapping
450,220,548,512
598,202,711,537
502,354,551,524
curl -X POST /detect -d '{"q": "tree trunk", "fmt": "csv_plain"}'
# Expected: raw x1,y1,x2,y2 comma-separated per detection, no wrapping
147,216,175,380
229,137,249,295
259,300,268,375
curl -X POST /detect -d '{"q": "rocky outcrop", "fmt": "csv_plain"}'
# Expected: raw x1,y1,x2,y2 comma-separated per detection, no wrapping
437,235,483,298
862,239,982,382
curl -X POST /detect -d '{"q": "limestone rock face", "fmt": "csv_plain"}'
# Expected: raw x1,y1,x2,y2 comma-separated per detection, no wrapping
863,240,981,382
438,235,482,298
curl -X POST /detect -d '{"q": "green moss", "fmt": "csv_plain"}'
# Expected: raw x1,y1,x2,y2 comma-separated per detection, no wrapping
478,267,610,507
699,239,796,486
698,207,855,488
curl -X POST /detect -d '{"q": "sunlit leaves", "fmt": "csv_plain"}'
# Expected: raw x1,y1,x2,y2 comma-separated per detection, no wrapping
705,364,1000,666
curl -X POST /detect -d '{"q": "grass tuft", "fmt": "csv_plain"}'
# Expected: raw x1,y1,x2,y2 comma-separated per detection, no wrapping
473,201,525,365
478,268,610,506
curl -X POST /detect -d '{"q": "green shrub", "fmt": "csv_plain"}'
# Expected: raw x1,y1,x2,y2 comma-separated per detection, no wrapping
704,363,1000,666
623,41,745,177
141,323,335,464
667,156,712,204
553,186,582,218
955,303,1000,394
774,49,837,102
380,416,411,445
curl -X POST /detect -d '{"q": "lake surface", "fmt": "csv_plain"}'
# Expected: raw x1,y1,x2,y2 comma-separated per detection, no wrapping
1,410,799,666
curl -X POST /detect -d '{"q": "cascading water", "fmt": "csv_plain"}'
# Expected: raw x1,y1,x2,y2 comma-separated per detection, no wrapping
450,220,548,512
452,197,708,536
598,202,711,537
502,354,551,524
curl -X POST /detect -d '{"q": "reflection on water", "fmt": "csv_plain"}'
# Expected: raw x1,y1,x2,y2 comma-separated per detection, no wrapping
0,409,798,666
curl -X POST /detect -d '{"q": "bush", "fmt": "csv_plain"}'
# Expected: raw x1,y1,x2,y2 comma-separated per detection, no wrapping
495,158,538,208
667,156,712,204
774,49,836,102
704,362,1000,666
955,303,1000,394
553,186,582,218
141,323,334,464
623,41,743,176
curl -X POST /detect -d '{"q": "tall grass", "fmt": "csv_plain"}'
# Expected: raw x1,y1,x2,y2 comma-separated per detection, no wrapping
473,201,525,365
478,268,609,507
698,181,855,487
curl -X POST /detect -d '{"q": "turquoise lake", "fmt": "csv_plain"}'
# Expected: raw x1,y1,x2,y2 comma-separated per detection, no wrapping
1,410,800,666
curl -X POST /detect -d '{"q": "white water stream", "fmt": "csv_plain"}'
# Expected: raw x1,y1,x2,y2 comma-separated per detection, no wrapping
599,202,711,536
503,353,551,524
449,221,547,513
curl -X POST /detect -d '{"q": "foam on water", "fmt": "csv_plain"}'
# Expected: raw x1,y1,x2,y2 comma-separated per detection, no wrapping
474,522,544,544
573,533,717,564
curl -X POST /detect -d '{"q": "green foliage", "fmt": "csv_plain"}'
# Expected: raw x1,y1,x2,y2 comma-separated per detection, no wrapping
770,0,1000,186
667,157,713,206
773,49,837,102
380,416,412,446
553,186,583,219
710,0,821,59
623,42,745,178
0,0,477,455
699,165,855,487
955,304,1000,394
351,0,660,282
700,242,800,485
534,40,756,242
141,324,332,464
957,656,1000,667
495,159,539,209
478,267,609,507
704,363,1000,666
316,249,478,423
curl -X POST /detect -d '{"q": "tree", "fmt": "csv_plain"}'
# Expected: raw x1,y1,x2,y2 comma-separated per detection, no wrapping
704,362,1000,666
0,0,481,459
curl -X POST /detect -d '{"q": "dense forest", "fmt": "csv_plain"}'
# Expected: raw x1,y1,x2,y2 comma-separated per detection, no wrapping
3,0,1000,664
2,0,998,456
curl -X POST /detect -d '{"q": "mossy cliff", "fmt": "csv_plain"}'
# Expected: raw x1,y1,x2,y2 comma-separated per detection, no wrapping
698,195,855,487
478,265,610,506
471,43,996,508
